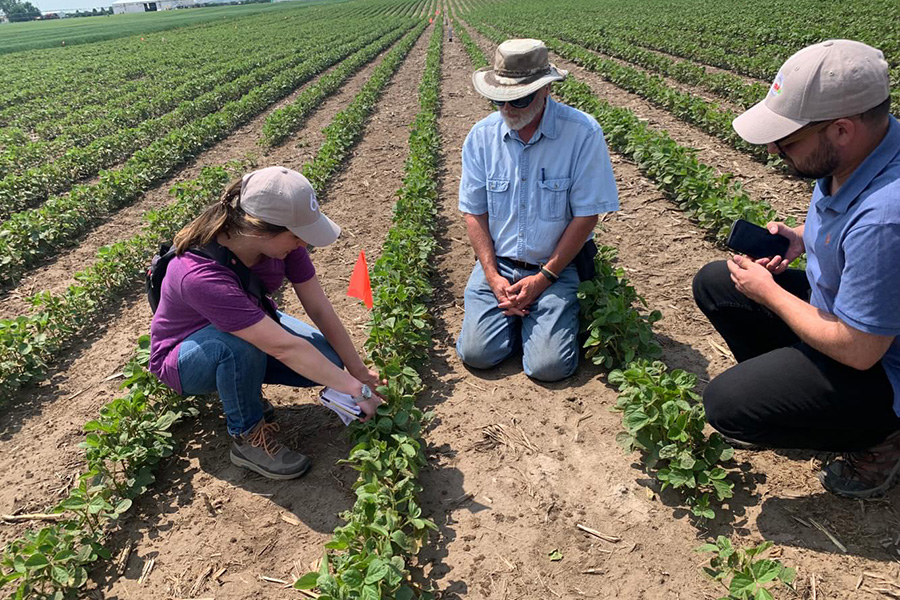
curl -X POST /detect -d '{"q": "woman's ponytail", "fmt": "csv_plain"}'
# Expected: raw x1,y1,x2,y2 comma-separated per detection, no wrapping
173,178,286,253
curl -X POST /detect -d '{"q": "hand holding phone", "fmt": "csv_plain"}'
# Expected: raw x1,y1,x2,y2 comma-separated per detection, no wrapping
725,219,790,260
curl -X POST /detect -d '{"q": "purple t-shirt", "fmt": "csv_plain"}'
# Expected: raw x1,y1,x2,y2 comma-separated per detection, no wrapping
149,247,316,394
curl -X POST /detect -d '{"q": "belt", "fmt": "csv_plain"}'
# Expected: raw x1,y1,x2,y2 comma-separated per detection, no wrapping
500,257,540,270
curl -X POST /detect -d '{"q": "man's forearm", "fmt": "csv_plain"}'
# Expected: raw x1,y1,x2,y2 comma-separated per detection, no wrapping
463,212,499,277
543,215,599,275
765,287,892,370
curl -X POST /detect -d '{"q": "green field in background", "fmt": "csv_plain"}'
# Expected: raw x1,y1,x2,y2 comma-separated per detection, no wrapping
0,0,347,55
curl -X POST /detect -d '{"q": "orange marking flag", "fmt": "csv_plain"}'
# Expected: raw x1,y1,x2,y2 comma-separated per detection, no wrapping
347,250,373,310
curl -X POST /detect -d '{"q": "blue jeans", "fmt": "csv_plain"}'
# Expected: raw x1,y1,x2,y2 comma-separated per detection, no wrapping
456,259,580,382
177,312,343,436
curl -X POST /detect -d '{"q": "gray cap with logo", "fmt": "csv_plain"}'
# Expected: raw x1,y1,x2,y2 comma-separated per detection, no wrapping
240,166,341,247
733,39,890,144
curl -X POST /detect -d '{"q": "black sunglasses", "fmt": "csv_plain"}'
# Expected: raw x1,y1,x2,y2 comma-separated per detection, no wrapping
773,119,836,158
492,91,538,109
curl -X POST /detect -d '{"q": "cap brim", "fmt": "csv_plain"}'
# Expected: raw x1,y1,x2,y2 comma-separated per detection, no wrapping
472,65,567,101
732,100,809,144
288,213,341,247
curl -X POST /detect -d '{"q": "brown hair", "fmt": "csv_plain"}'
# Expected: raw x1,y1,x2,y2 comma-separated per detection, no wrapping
859,96,891,125
173,178,288,254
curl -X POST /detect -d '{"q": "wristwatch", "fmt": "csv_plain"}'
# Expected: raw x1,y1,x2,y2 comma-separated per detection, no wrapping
351,383,373,405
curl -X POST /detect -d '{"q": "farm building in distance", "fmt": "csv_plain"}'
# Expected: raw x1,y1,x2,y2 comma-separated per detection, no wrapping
111,0,194,13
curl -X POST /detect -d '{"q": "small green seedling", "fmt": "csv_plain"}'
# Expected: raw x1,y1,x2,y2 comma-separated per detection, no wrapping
697,536,796,600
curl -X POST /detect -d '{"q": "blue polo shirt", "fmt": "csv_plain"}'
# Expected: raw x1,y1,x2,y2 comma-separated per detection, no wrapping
458,97,619,266
803,115,900,414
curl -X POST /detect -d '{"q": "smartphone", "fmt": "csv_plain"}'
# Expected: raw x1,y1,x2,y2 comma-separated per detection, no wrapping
725,219,790,259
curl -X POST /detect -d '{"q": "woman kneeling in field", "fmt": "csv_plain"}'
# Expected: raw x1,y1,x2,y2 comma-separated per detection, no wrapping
149,166,382,480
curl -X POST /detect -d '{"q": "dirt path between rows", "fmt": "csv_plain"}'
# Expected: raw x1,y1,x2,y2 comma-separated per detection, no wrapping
580,44,744,114
96,24,434,600
0,35,407,549
0,36,405,320
637,44,770,87
411,22,900,600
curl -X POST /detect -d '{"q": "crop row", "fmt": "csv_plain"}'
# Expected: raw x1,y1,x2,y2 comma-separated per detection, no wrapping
0,168,230,600
0,23,420,407
0,165,232,404
0,1,400,112
0,15,297,136
301,22,426,194
295,20,443,600
0,21,412,288
463,0,899,110
454,18,743,520
0,22,411,223
0,13,378,175
0,25,407,222
261,24,411,148
3,0,412,120
525,23,767,110
0,16,427,595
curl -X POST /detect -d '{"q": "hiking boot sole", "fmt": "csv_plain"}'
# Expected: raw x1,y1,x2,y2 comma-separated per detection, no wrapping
818,459,900,499
229,450,311,480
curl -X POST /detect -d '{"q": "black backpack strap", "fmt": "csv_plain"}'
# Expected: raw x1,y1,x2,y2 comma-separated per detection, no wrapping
147,242,176,314
194,241,281,323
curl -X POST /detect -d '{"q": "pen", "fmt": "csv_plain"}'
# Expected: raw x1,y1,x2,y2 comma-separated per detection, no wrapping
541,168,545,183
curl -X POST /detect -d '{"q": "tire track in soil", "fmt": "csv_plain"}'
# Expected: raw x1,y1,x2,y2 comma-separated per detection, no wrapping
0,35,408,550
464,24,812,225
0,34,407,320
417,25,718,600
443,23,900,600
97,25,434,600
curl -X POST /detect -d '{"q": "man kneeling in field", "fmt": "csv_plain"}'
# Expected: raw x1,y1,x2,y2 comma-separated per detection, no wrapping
693,40,900,498
455,39,619,382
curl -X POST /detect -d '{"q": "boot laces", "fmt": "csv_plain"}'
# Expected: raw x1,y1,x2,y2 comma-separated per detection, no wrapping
246,422,283,457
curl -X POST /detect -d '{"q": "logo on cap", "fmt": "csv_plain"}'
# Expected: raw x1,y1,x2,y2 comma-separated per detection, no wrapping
769,72,784,96
309,192,319,213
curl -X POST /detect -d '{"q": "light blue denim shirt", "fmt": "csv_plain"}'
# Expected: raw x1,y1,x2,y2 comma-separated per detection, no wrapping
458,97,619,265
803,115,900,414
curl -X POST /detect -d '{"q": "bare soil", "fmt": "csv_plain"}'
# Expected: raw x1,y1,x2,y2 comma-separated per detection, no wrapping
410,21,900,600
4,15,900,600
0,33,407,548
97,26,433,599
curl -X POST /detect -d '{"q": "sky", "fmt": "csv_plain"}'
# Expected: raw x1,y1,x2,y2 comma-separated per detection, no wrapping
31,0,113,11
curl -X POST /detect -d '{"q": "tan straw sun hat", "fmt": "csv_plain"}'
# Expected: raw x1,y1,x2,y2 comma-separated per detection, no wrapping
472,39,568,102
240,166,341,247
733,39,890,145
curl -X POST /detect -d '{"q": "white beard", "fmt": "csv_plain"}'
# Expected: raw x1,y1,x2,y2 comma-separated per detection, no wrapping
501,95,546,131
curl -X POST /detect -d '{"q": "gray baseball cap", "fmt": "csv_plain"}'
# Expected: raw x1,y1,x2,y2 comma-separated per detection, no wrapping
240,166,341,247
733,39,890,144
473,39,567,101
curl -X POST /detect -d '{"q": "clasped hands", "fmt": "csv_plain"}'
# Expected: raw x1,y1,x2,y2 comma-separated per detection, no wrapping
489,273,551,316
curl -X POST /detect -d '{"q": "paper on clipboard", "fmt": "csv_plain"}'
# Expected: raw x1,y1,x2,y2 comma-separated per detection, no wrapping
320,387,363,425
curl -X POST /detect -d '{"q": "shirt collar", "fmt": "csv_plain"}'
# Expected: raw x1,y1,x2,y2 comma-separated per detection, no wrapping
502,96,560,144
816,115,900,213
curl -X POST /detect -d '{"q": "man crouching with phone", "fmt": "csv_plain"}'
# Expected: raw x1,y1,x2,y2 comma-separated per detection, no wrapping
692,40,900,499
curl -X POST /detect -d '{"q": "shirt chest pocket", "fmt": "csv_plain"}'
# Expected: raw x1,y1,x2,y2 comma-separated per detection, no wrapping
487,178,511,216
538,178,571,221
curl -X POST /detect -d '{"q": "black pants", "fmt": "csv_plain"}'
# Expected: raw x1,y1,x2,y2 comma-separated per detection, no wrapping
692,261,900,452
